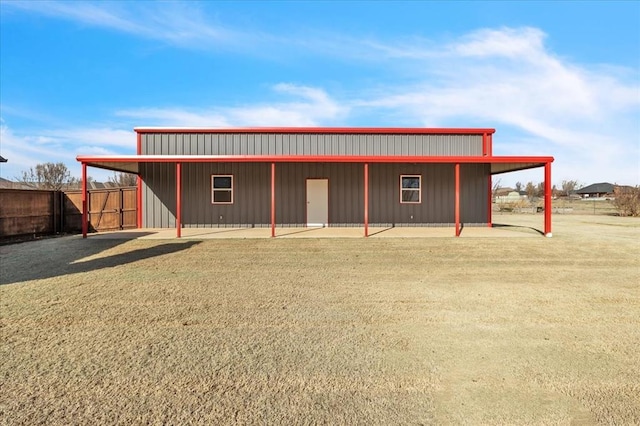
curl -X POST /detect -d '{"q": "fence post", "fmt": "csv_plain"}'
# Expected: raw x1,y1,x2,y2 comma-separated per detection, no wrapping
52,191,57,235
82,163,88,238
59,191,64,233
120,188,124,230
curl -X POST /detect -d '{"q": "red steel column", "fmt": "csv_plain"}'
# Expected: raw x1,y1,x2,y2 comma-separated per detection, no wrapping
82,162,88,238
136,132,142,228
364,163,369,237
137,176,142,228
455,163,460,237
176,162,182,238
488,172,493,227
482,133,487,156
544,162,552,237
271,162,276,237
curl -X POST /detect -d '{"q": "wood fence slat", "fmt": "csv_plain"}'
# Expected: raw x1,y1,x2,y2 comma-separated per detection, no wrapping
1,186,137,239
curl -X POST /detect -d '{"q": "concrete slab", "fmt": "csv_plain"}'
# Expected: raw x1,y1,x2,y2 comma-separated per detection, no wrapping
87,224,541,240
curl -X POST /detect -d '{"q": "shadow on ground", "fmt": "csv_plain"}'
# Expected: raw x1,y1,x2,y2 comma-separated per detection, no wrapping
492,223,545,236
0,235,200,286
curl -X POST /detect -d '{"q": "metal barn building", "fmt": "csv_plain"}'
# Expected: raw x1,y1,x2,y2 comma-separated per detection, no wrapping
77,127,554,238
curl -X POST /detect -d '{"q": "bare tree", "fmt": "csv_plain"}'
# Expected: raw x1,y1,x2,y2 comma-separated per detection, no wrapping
613,186,640,217
19,162,78,190
536,182,545,198
491,178,502,201
515,181,523,192
108,172,138,187
525,181,537,200
561,180,580,197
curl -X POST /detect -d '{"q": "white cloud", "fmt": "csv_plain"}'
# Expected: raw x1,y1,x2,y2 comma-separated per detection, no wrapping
1,120,75,179
0,119,135,182
52,128,137,150
115,108,231,128
3,1,255,51
0,84,344,180
117,84,347,127
2,2,638,186
354,27,640,185
452,27,547,59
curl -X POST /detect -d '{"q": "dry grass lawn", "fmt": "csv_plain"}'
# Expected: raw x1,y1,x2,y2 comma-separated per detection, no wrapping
1,214,639,425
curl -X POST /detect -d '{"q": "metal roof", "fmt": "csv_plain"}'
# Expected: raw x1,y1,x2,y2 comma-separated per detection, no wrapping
576,182,615,194
77,154,553,175
81,128,549,175
133,127,496,135
0,177,33,189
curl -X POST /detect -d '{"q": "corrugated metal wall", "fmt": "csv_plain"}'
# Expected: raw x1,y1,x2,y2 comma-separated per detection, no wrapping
141,133,483,156
141,162,488,228
275,163,364,226
141,163,176,228
183,163,271,227
460,163,490,225
368,163,488,226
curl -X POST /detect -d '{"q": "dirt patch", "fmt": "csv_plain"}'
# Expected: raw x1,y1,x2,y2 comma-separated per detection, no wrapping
1,214,639,424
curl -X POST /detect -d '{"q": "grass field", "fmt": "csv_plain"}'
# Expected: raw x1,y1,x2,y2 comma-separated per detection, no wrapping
1,214,639,425
496,198,620,216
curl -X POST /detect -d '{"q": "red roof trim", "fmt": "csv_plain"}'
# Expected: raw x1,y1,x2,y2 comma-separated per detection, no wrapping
133,127,496,135
77,154,552,164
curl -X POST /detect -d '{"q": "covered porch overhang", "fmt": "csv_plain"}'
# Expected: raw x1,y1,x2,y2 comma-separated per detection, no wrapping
77,154,554,239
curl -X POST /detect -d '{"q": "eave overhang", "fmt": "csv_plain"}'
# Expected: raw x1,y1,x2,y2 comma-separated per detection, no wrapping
76,154,553,175
133,127,496,135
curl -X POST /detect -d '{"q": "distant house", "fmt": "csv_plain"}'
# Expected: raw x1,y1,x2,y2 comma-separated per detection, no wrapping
87,181,118,190
495,191,527,203
576,182,615,199
494,187,514,197
0,177,34,190
0,177,115,191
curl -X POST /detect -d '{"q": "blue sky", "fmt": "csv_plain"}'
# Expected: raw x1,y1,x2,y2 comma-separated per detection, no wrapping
1,0,639,186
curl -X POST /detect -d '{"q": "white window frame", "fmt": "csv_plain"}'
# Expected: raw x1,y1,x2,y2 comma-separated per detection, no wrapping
400,175,421,204
211,175,233,204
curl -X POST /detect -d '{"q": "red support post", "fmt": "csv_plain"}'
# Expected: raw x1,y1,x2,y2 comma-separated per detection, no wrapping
176,162,182,238
136,132,142,229
488,173,493,227
137,176,142,228
455,163,460,237
271,162,276,237
364,163,369,237
82,162,88,238
482,133,487,156
488,134,493,156
544,162,552,237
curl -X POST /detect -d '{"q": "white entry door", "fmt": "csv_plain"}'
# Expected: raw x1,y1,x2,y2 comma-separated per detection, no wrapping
306,179,328,227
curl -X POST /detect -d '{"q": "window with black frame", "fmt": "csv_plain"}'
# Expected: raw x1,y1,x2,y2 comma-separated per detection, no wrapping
211,175,233,204
400,175,421,203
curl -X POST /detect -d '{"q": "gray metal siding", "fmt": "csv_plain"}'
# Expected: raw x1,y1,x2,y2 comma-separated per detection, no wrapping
369,164,452,225
181,163,271,227
141,163,176,228
275,163,363,226
141,162,489,228
461,163,490,225
369,163,488,226
141,133,483,156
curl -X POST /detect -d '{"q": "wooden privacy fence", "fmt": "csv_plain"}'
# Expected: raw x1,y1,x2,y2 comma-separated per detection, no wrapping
0,189,65,239
65,187,137,233
0,187,137,240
